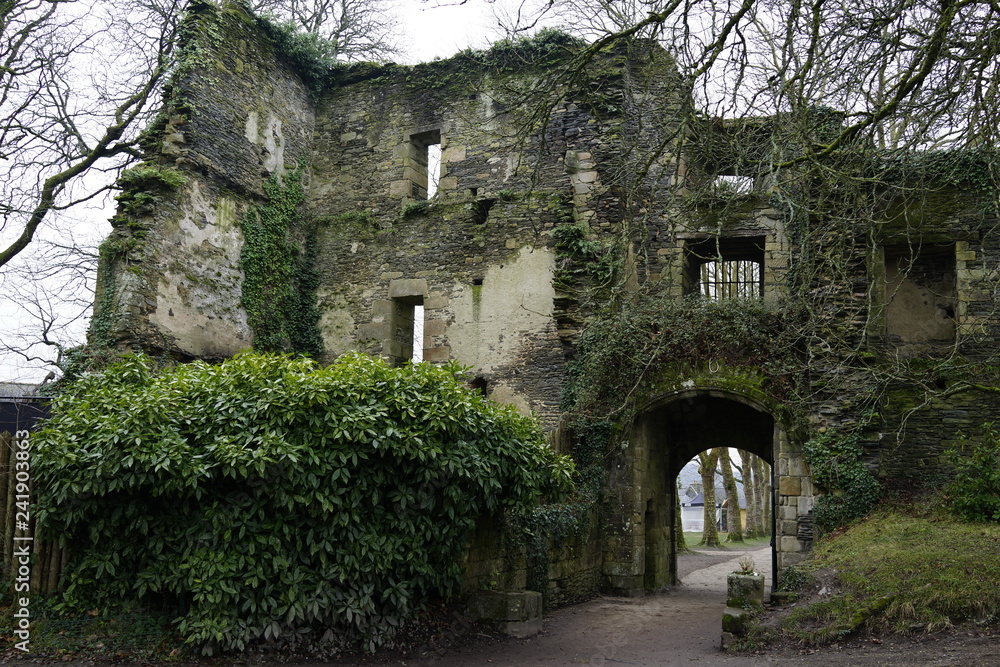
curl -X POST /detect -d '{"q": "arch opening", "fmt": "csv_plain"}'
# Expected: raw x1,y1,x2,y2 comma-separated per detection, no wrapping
602,389,812,597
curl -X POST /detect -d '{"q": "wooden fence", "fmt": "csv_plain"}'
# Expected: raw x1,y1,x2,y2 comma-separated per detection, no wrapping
0,397,66,594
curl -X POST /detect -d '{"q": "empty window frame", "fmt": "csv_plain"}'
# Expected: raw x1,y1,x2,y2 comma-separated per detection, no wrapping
685,236,765,300
408,130,441,200
884,243,956,344
390,295,425,365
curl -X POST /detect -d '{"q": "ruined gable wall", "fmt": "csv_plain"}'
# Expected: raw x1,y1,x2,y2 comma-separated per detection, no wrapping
92,1,315,360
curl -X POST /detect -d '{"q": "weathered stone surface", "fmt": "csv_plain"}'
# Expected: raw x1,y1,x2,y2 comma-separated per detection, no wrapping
727,573,765,608
466,591,543,638
722,606,749,635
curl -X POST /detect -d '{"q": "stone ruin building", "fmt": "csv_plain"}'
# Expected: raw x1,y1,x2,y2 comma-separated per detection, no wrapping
90,0,1000,604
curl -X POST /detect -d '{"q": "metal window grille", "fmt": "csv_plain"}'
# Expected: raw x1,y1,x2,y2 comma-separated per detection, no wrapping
699,259,761,300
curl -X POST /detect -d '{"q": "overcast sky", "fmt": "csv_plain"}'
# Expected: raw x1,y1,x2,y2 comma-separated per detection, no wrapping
397,0,509,63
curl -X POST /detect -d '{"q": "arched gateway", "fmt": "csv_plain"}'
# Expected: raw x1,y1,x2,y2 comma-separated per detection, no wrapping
601,384,815,595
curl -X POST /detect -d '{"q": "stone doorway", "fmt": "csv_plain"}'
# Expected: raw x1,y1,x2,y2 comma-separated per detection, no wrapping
603,388,812,595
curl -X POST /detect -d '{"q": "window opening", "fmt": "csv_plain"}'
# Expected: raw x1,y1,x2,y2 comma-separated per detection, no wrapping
884,243,956,344
412,304,424,362
471,198,495,225
469,376,488,397
409,130,441,200
685,236,764,300
711,174,754,195
427,145,441,198
390,295,424,365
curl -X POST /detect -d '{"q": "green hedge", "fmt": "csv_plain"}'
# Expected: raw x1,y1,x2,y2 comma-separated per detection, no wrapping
35,352,573,652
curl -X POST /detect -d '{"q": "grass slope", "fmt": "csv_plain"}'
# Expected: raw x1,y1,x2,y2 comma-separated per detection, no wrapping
778,509,1000,644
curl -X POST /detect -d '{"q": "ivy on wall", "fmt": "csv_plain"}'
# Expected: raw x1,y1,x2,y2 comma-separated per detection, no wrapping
562,294,802,420
239,164,323,356
803,427,882,531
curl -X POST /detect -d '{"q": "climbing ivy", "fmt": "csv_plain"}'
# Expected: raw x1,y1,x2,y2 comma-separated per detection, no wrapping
461,28,585,72
239,164,323,356
552,224,617,285
803,427,882,531
875,147,1000,213
562,294,802,420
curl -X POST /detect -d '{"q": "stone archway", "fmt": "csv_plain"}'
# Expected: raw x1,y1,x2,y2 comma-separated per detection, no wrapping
602,386,813,596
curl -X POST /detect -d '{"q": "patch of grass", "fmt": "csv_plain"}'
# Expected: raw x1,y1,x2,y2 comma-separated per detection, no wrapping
780,510,1000,644
683,532,771,548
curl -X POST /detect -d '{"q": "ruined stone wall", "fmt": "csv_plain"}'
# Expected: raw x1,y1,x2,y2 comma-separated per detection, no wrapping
87,0,1000,606
92,0,314,359
306,43,688,425
461,512,603,609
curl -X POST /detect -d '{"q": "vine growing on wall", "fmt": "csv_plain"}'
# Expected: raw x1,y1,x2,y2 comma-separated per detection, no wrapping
803,425,882,531
239,164,323,356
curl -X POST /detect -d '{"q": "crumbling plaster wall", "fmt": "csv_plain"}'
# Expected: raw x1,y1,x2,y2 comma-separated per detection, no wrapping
93,0,314,359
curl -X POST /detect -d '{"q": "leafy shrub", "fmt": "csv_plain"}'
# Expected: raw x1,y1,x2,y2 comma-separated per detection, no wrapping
944,423,1000,522
401,200,430,218
257,17,340,98
117,165,187,192
465,28,585,71
35,352,573,653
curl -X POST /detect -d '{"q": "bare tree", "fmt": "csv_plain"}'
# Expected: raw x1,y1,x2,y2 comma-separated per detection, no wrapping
488,0,1000,152
249,0,401,61
0,0,179,270
737,450,761,538
674,476,690,554
0,222,101,380
753,455,771,535
0,0,189,383
718,448,743,543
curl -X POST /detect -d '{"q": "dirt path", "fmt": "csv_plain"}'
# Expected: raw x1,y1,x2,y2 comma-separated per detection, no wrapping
379,546,771,667
324,543,998,667
15,543,997,666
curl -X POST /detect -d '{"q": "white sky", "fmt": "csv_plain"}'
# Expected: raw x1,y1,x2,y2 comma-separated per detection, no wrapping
396,0,508,63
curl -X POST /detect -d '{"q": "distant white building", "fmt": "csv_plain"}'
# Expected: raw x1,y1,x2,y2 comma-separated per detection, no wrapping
678,460,746,532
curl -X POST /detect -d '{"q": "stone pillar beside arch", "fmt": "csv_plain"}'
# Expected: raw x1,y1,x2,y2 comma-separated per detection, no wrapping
774,426,815,571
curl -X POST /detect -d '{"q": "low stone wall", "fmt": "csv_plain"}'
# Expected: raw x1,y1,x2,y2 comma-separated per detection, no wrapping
459,510,603,611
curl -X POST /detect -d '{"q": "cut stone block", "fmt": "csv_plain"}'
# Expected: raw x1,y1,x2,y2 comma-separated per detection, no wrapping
722,606,748,635
466,590,543,638
727,573,765,608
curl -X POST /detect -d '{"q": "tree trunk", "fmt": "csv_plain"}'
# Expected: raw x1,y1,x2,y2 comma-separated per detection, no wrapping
739,449,760,538
675,478,690,554
697,450,721,547
719,448,744,542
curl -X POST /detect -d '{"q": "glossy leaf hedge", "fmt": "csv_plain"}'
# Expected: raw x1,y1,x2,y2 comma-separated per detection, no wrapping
34,352,573,652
